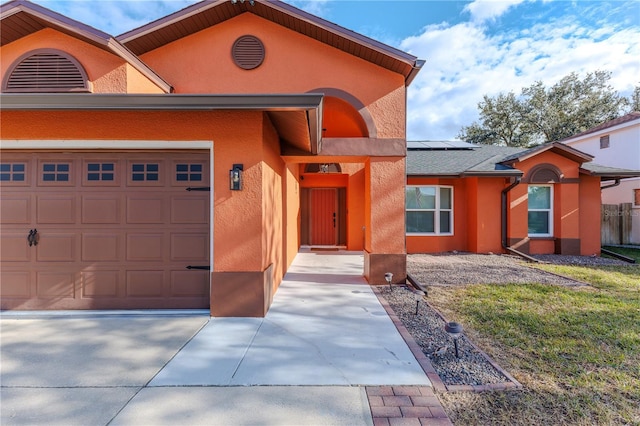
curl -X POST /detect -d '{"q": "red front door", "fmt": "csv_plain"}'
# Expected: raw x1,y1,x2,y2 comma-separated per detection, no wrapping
310,188,336,245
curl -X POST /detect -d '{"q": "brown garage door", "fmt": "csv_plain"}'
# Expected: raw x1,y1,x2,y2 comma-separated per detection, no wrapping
0,151,210,310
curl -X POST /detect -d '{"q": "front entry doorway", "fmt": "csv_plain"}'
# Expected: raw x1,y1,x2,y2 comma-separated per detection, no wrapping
311,188,337,245
301,187,346,247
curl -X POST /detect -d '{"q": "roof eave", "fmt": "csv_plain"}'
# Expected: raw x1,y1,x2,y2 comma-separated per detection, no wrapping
1,0,112,43
461,171,523,178
579,168,640,180
405,59,425,86
500,142,593,166
0,92,321,110
0,92,324,154
407,173,462,178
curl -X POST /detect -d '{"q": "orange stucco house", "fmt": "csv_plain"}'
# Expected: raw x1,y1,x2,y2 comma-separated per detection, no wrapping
406,141,640,256
0,0,424,315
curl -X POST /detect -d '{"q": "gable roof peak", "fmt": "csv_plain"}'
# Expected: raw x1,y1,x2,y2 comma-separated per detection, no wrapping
1,0,111,43
499,141,593,165
116,0,424,85
1,0,173,93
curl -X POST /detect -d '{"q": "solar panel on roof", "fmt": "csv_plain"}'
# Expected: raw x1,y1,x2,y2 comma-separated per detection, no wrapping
446,140,476,148
407,141,428,149
407,140,476,150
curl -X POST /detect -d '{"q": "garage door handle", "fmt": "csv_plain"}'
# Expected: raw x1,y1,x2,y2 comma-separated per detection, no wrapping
27,229,39,247
186,265,210,270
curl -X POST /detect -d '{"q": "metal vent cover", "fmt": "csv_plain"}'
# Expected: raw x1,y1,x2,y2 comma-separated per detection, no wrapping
4,51,89,92
231,35,265,70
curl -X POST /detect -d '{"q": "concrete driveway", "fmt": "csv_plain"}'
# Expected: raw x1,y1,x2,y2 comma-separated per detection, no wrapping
0,251,435,425
0,313,209,425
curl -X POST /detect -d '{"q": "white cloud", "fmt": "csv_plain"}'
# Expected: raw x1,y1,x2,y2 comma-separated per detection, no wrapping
287,0,331,17
35,1,198,35
463,0,527,23
402,15,640,140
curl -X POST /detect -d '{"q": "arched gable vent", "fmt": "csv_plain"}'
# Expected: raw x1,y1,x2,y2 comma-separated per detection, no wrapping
3,49,90,93
528,164,562,183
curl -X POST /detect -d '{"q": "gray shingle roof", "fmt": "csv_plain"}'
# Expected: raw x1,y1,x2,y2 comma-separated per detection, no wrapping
407,141,640,180
407,143,523,176
580,163,640,180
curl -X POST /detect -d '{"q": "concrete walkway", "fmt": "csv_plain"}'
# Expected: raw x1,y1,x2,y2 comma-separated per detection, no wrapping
1,250,451,425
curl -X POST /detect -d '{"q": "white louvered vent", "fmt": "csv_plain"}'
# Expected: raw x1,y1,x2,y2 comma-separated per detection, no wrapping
5,52,88,92
232,36,265,70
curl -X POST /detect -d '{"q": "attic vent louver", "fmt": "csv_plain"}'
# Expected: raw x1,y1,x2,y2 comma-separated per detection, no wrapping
529,165,561,183
232,36,265,70
4,50,89,92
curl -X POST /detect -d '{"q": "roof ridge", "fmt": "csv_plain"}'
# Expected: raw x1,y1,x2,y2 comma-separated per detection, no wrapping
558,111,640,142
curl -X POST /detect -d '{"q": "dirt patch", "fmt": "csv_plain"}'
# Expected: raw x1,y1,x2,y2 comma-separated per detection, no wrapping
407,253,603,287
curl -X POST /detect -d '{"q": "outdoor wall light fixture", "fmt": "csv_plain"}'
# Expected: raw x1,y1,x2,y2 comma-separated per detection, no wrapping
384,272,393,291
229,164,243,191
445,322,463,359
231,0,255,5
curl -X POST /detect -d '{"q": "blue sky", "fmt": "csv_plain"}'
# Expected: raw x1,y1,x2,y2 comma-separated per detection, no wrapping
32,0,640,140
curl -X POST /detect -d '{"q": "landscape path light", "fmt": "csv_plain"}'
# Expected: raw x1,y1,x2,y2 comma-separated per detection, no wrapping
384,272,393,291
412,288,426,315
444,321,463,359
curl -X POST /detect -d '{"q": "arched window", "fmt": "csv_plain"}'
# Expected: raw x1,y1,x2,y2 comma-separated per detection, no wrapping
3,49,90,93
526,164,560,237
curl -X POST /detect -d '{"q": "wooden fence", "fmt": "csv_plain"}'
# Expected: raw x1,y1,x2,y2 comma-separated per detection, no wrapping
601,203,633,245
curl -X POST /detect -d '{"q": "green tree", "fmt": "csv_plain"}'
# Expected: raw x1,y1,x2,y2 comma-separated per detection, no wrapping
458,92,531,147
630,86,640,112
459,70,629,146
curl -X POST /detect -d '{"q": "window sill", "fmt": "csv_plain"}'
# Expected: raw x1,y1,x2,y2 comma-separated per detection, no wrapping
407,233,454,237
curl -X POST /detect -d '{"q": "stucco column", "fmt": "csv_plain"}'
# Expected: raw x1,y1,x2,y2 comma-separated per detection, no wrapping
363,157,407,284
555,183,581,254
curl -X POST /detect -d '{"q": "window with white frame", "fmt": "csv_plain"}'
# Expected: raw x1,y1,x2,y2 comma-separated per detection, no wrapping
528,185,553,236
406,186,453,235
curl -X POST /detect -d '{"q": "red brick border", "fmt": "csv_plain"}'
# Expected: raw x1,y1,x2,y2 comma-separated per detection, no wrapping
366,386,453,426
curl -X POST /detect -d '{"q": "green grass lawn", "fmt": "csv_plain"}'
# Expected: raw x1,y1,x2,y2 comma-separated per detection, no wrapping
603,246,640,263
431,263,640,425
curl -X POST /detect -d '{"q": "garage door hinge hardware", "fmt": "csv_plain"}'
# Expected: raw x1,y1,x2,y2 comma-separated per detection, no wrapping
186,186,211,192
186,265,211,270
27,229,39,246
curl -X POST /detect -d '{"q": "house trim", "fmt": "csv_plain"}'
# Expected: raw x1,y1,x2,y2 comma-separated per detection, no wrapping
0,93,324,154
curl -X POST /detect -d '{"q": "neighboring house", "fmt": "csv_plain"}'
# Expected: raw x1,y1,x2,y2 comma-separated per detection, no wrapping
559,112,640,244
406,141,640,256
0,0,424,315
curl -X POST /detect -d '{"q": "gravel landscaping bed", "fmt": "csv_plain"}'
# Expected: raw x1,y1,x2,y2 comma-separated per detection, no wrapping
380,285,513,387
407,252,628,287
380,253,631,389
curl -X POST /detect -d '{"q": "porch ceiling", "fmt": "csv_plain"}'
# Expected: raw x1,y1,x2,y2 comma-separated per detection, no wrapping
0,92,323,155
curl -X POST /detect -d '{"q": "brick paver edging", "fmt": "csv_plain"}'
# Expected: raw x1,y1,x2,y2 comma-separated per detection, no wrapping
373,286,522,393
366,386,453,426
